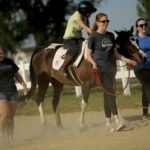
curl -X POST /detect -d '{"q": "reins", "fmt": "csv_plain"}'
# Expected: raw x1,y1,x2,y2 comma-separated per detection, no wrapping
93,64,132,96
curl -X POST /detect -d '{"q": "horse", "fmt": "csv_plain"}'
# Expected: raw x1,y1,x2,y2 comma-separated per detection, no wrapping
20,26,146,129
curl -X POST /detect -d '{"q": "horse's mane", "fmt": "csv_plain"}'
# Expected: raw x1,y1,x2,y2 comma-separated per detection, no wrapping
115,29,133,59
115,29,132,38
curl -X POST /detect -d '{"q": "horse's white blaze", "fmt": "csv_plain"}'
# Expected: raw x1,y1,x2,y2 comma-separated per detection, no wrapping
129,36,140,49
139,49,147,58
38,103,47,125
79,99,87,128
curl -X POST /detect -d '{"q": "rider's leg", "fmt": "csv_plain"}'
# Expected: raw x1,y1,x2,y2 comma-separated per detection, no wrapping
59,54,73,73
60,39,79,76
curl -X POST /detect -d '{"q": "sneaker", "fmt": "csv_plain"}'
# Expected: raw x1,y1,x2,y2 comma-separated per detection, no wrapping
115,122,126,131
142,115,150,121
142,115,148,121
105,124,116,132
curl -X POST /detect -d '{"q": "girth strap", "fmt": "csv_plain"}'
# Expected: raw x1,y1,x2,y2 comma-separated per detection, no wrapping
68,65,83,86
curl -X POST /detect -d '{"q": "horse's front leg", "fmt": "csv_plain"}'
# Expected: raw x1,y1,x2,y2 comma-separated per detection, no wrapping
79,84,90,129
79,98,88,129
51,79,64,129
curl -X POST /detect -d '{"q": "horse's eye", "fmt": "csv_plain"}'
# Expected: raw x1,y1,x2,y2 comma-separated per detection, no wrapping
130,37,136,41
136,39,139,44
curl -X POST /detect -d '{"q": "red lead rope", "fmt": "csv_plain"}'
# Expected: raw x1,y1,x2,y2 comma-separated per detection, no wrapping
93,64,132,96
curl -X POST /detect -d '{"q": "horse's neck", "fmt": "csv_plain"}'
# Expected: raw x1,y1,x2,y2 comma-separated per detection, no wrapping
117,47,130,59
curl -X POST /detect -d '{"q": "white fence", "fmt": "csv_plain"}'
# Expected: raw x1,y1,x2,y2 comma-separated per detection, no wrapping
16,61,136,96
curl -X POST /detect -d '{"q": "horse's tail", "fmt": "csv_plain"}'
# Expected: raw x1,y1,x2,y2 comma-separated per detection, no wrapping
19,48,38,102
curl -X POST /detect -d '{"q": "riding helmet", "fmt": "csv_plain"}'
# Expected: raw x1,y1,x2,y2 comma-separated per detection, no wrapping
78,1,97,14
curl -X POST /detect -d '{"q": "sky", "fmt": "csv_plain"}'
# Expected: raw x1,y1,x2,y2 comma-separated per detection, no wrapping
83,0,139,38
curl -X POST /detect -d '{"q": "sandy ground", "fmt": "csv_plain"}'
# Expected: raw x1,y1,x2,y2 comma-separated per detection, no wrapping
1,109,150,150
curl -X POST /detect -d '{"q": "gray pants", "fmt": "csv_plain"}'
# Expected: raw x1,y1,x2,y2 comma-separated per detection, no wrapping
100,71,118,118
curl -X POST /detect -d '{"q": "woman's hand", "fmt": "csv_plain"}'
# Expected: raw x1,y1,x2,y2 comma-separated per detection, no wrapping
23,86,28,95
93,64,99,70
14,72,28,95
128,60,137,67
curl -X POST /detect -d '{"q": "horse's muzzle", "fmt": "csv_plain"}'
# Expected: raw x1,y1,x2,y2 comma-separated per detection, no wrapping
132,51,147,64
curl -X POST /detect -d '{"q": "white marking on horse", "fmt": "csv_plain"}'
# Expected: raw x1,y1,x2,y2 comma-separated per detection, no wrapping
46,43,62,50
55,106,63,128
79,99,88,128
38,103,47,126
139,49,147,58
129,36,140,49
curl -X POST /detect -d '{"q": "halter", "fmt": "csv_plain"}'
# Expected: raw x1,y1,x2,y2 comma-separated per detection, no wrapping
93,64,133,96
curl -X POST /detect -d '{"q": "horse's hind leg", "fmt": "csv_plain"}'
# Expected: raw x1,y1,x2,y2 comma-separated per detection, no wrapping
51,79,64,128
36,77,50,128
79,83,91,129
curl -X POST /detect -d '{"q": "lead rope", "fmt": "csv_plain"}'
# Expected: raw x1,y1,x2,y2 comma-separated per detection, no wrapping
93,64,132,96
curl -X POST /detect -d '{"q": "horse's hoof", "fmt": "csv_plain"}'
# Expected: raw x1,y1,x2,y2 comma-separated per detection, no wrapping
57,124,64,130
79,123,87,132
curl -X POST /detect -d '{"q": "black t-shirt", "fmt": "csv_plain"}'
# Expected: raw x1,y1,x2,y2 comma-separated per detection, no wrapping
88,31,116,72
0,58,19,92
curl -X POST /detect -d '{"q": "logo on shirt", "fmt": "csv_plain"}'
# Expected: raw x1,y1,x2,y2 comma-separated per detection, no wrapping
102,38,113,51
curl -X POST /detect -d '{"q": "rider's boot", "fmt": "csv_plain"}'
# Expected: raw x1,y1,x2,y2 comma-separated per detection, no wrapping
59,55,73,76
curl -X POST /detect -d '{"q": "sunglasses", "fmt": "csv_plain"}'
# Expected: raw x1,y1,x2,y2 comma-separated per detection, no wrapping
138,23,148,28
98,20,110,23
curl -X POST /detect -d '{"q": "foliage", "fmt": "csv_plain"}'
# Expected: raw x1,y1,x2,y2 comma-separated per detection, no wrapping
0,0,103,52
137,0,150,32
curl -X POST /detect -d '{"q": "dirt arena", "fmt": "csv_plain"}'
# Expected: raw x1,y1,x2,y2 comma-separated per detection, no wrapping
1,109,150,150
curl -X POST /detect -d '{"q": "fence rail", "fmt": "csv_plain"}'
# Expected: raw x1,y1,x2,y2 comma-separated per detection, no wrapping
16,61,136,96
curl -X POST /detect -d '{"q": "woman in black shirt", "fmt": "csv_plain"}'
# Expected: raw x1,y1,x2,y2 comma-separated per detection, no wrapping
87,13,136,131
0,46,28,144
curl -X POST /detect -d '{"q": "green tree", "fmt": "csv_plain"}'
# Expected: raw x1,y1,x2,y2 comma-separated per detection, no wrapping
137,0,150,32
0,0,102,52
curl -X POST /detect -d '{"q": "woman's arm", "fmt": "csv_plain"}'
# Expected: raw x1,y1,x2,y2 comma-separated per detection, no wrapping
87,48,98,69
14,72,28,95
114,48,137,66
75,19,92,34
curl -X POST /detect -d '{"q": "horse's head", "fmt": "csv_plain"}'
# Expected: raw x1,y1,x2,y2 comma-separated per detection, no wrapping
115,26,147,64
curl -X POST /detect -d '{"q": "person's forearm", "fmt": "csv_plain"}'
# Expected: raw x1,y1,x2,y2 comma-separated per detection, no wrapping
15,72,27,87
87,56,96,66
114,48,131,63
75,19,92,34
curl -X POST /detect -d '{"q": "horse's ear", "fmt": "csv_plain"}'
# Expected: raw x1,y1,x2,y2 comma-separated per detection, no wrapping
130,26,134,33
114,30,119,39
114,30,119,35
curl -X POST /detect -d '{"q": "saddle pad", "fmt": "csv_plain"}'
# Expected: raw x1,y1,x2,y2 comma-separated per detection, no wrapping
74,40,88,66
52,40,88,70
52,47,67,70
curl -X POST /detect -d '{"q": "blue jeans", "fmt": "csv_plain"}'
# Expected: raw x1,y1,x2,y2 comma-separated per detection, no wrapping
0,91,18,101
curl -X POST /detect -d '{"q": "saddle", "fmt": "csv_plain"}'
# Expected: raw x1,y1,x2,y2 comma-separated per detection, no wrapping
52,39,88,85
